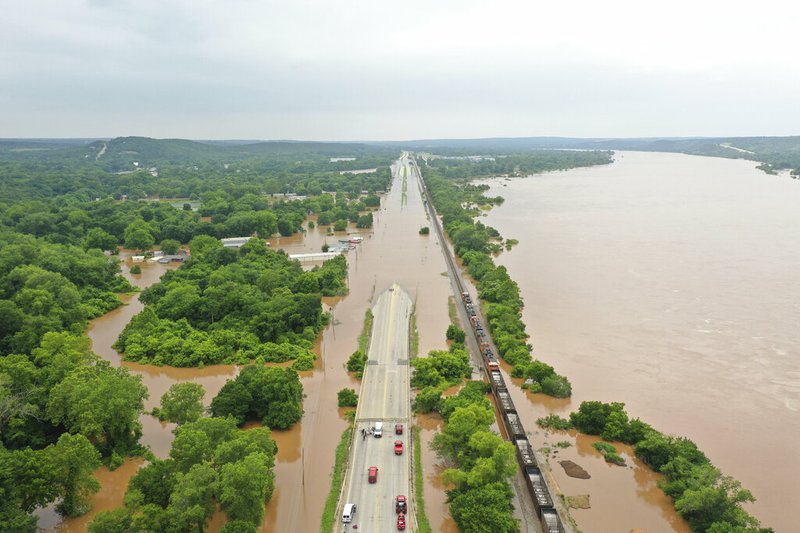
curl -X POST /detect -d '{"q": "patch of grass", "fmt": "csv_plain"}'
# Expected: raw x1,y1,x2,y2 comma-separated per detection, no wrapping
592,442,625,465
320,427,353,533
536,414,573,430
555,440,572,448
358,309,373,354
447,296,458,325
413,429,432,533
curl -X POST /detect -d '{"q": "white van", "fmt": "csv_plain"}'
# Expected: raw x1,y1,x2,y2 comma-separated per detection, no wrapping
373,422,383,438
342,503,356,523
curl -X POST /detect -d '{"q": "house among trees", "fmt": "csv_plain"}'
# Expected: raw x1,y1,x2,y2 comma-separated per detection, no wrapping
221,237,251,248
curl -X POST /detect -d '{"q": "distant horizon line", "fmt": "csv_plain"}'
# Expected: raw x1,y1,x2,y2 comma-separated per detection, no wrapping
2,134,799,144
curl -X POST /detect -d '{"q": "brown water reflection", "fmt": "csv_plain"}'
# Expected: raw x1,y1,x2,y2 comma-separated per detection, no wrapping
482,151,800,531
35,458,145,532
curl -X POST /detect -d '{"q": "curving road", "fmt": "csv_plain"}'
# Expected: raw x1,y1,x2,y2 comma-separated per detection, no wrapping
337,284,412,533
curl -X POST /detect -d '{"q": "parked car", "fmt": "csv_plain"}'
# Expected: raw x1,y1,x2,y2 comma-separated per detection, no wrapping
394,440,403,455
395,495,407,514
368,466,378,483
395,423,403,435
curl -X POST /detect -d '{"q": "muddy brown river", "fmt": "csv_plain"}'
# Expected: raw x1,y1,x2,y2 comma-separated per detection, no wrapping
482,151,800,532
37,160,458,531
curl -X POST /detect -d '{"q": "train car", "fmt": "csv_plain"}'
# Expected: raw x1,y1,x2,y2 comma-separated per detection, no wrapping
540,509,565,533
461,291,470,302
525,466,555,515
489,370,505,391
497,390,515,413
514,437,537,469
504,412,526,439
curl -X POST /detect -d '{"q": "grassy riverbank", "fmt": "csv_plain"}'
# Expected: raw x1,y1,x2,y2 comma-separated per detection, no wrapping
412,429,432,533
320,427,354,533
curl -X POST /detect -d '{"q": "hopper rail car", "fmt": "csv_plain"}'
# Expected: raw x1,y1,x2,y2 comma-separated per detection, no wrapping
414,156,567,532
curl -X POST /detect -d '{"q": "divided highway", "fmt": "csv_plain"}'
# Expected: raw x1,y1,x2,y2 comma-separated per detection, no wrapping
337,284,412,532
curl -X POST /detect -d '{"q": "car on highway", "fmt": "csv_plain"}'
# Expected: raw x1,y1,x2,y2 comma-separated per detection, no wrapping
397,512,406,530
395,423,403,435
342,503,356,523
368,466,378,483
394,440,403,455
395,495,407,514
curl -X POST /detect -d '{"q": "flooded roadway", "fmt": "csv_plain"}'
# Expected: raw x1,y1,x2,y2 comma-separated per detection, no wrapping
38,155,458,532
481,151,800,532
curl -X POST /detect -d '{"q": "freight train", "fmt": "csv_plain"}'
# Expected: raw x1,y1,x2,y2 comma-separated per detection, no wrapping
415,157,567,532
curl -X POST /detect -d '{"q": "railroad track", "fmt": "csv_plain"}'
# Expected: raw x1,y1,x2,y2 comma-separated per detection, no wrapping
409,154,567,533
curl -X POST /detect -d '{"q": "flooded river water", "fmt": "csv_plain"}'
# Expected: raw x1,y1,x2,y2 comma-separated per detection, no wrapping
38,159,457,531
482,151,800,532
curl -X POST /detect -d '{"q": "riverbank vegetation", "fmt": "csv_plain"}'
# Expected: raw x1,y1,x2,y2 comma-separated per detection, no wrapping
537,401,773,533
433,382,519,532
319,427,353,533
420,156,584,398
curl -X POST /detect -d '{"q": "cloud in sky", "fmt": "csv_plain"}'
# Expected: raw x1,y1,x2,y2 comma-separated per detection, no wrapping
1,0,798,139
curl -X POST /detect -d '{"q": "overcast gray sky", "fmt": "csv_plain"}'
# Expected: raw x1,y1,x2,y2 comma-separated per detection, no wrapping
2,0,798,140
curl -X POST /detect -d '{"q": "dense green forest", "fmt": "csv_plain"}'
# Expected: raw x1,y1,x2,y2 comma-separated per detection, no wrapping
0,138,393,530
116,237,346,366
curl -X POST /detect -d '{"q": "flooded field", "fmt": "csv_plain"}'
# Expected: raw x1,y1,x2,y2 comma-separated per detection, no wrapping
482,151,800,532
37,158,457,531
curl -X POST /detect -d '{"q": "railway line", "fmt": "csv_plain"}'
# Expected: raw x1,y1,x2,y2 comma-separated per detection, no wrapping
409,154,568,533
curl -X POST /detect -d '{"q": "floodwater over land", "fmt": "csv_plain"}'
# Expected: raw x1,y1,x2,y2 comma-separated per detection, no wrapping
38,159,457,531
482,151,800,532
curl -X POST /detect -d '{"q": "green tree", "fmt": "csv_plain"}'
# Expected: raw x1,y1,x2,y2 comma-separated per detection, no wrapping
158,382,205,425
449,482,518,533
210,380,252,425
0,447,58,529
432,403,495,460
126,458,176,508
123,220,155,251
169,428,213,473
346,350,367,374
446,324,466,343
160,239,181,255
167,462,218,532
48,433,102,517
675,474,757,531
221,520,258,533
88,508,133,533
47,361,148,453
337,388,358,407
413,386,442,413
83,228,118,252
214,427,277,468
218,452,273,525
